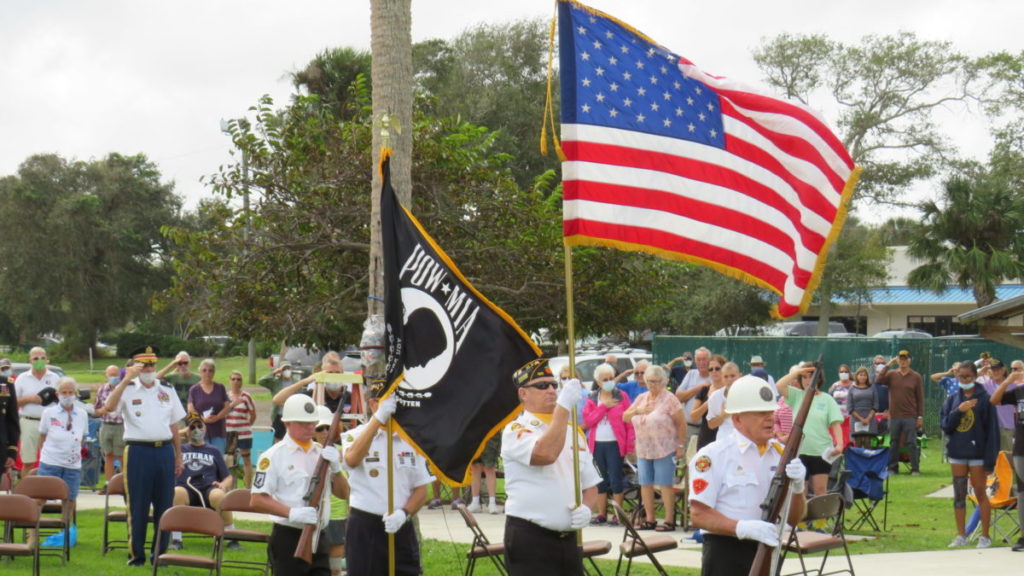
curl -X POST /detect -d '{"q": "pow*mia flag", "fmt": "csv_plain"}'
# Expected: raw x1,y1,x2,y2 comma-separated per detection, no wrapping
380,154,541,486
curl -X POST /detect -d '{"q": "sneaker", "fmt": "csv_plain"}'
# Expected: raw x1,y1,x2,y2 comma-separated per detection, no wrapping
169,539,183,551
467,502,482,513
488,503,502,515
947,535,968,548
977,536,992,549
226,540,243,550
451,498,466,511
426,498,442,510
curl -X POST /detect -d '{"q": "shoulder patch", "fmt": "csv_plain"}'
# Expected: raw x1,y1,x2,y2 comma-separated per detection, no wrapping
692,478,709,495
510,422,524,431
257,457,271,471
694,455,712,472
252,471,266,489
344,434,355,443
529,419,541,427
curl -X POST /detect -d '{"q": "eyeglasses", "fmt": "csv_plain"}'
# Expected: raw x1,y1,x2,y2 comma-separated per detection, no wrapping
522,382,556,390
230,377,242,382
635,371,646,376
708,367,722,372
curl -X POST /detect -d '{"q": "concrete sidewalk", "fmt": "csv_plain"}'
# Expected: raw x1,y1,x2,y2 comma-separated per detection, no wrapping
76,490,1019,573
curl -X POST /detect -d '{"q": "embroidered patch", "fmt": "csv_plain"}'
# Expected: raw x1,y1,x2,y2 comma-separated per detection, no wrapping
510,422,524,431
157,390,170,403
692,478,709,495
529,419,541,427
258,457,271,471
344,434,355,443
694,455,712,472
252,471,266,489
516,429,533,440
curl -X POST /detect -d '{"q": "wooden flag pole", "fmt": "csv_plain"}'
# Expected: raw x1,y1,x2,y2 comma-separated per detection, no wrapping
563,244,583,546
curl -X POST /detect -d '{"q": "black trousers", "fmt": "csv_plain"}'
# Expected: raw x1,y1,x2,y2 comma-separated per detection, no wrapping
503,516,583,576
701,533,758,576
346,507,420,576
268,524,330,576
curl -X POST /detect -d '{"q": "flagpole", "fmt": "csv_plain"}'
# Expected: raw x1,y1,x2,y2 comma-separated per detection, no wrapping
387,417,396,576
563,244,583,546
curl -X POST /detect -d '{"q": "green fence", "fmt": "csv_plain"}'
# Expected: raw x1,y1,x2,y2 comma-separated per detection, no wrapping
653,336,1021,436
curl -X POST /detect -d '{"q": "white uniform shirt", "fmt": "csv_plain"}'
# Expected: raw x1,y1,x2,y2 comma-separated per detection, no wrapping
116,380,186,442
706,387,735,440
341,423,433,517
688,432,783,529
501,410,602,531
38,404,89,469
251,434,327,528
14,370,60,418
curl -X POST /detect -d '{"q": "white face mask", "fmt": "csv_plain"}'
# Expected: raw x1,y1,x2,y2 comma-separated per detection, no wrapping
139,372,156,386
326,382,342,393
683,360,693,368
874,364,885,374
59,395,75,409
282,370,293,379
839,372,850,381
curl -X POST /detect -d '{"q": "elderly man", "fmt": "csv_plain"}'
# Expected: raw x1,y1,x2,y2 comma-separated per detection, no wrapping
676,347,713,456
157,350,199,405
876,349,925,475
501,358,599,576
94,364,126,489
0,358,18,477
104,346,186,567
170,411,236,550
615,359,651,402
14,346,61,472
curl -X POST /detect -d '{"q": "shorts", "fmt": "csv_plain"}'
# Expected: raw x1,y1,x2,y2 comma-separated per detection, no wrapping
19,417,42,464
226,432,253,454
637,454,675,486
181,484,219,508
473,435,501,467
323,518,347,547
800,455,832,477
100,422,126,457
947,457,984,467
36,463,82,500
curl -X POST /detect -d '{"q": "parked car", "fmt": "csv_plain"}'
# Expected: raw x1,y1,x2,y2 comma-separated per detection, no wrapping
872,329,933,339
549,349,652,389
764,321,849,337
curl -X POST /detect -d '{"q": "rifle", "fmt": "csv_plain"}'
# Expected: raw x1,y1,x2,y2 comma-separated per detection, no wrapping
294,374,362,563
748,354,825,576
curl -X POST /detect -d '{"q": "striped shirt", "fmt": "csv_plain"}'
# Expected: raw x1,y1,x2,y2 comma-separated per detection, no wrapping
225,390,255,440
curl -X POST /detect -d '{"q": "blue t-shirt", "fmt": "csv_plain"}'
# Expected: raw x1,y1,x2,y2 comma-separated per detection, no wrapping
177,442,229,491
617,380,648,402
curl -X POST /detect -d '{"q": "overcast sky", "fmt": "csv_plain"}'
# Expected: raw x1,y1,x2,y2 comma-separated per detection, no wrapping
3,0,1022,216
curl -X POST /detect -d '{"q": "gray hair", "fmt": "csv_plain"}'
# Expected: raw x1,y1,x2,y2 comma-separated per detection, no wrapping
322,351,343,369
634,359,651,371
57,376,78,393
645,364,668,386
199,358,216,372
593,363,616,382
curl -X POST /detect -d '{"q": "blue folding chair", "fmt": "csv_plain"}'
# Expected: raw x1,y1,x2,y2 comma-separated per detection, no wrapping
844,446,889,532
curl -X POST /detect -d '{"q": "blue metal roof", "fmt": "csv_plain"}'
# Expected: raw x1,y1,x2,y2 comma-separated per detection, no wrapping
834,285,1024,305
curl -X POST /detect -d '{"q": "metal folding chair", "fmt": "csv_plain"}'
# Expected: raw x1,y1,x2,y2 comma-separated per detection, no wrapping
456,503,508,576
0,494,41,576
609,501,677,576
779,493,855,576
12,475,72,564
217,489,271,575
152,505,224,576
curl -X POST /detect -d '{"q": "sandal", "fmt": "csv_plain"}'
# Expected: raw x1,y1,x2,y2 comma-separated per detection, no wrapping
608,516,620,527
637,520,658,530
655,522,677,532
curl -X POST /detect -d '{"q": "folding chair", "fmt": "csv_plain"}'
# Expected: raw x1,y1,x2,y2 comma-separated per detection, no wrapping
152,505,224,576
581,539,612,576
779,493,855,576
12,475,72,564
0,494,41,576
673,460,691,531
609,501,677,576
217,489,271,575
843,446,889,532
101,472,129,555
456,503,508,576
968,451,1021,544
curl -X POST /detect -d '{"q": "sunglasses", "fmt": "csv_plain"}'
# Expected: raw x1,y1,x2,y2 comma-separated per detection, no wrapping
708,367,722,372
178,361,189,366
316,425,329,432
522,381,556,390
31,356,46,361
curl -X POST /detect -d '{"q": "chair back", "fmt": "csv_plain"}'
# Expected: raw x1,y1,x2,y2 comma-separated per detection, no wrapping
0,493,40,524
610,501,642,543
844,446,889,501
218,489,257,514
456,504,491,544
12,475,69,501
159,506,224,537
803,493,843,524
991,451,1016,503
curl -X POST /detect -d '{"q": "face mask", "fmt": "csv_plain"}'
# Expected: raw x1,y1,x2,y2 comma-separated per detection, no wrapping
139,372,156,386
874,364,885,374
839,372,850,381
683,360,693,368
32,360,46,371
189,428,206,443
601,380,616,392
958,381,975,390
0,369,9,378
282,370,292,379
326,382,342,393
59,395,75,409
108,376,120,386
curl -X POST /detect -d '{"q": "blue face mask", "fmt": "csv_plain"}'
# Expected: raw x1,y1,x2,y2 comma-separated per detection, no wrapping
0,369,9,378
108,376,120,386
601,380,616,392
958,381,975,390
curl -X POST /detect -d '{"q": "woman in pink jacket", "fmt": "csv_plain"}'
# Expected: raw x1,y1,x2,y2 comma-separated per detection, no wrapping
583,363,635,525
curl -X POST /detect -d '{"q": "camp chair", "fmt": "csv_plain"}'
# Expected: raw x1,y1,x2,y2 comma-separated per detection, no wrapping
12,475,72,564
779,493,855,576
456,503,508,576
0,494,41,576
152,505,224,576
217,489,271,576
609,501,677,576
843,446,889,532
968,451,1021,544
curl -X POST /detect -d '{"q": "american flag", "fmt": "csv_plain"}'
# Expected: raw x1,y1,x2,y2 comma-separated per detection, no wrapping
558,0,859,317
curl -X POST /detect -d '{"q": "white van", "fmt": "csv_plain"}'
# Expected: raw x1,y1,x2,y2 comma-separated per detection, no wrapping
548,350,652,389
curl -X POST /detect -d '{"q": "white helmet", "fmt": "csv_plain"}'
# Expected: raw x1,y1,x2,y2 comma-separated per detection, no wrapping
316,405,333,428
725,375,778,414
282,394,319,423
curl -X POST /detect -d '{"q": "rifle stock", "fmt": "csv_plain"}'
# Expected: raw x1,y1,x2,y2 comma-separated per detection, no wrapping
294,396,349,563
748,354,825,576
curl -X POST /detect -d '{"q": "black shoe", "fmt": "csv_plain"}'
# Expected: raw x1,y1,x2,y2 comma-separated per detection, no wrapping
127,559,145,567
1013,539,1024,552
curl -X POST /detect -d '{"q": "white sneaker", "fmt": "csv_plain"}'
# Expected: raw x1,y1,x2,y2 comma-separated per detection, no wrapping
977,536,992,549
948,535,968,548
466,502,482,513
488,503,502,515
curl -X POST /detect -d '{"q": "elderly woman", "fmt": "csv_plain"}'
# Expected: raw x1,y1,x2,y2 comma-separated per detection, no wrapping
37,376,89,534
187,358,235,454
623,365,685,531
776,363,844,496
583,363,634,525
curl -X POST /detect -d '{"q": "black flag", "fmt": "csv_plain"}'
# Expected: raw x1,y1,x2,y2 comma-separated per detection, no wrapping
380,155,541,485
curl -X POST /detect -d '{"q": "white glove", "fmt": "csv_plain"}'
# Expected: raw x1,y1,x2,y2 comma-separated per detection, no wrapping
288,506,319,525
735,519,779,547
556,379,582,411
785,458,807,494
321,445,342,474
374,396,398,425
383,509,408,534
569,505,593,530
